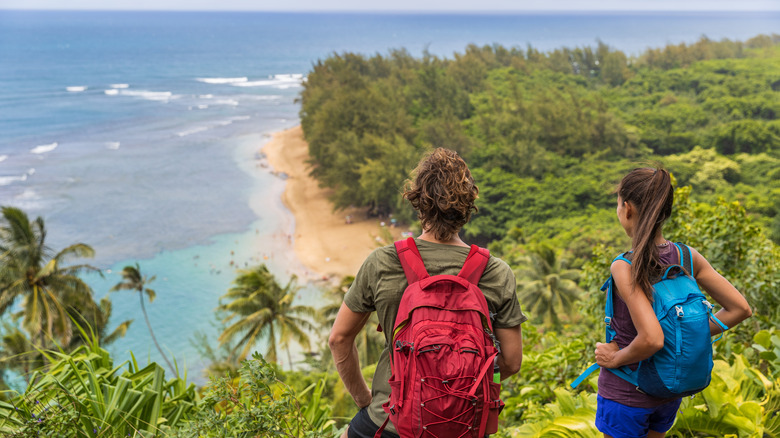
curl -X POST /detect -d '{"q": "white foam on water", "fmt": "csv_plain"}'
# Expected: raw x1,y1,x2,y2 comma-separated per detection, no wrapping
274,73,304,80
16,188,38,200
27,168,35,176
0,155,7,163
0,174,27,186
212,115,251,127
199,94,214,99
212,99,239,106
121,90,174,101
105,89,175,101
30,142,58,154
231,73,304,88
177,126,209,137
106,142,120,150
232,79,276,87
197,104,209,109
12,188,45,209
110,84,129,89
240,95,283,101
66,86,87,92
195,77,248,84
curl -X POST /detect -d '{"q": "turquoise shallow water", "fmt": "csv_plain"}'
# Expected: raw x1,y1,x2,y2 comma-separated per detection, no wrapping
1,10,778,380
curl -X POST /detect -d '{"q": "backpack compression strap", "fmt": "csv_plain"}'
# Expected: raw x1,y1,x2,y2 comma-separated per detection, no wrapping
395,237,430,284
458,245,490,285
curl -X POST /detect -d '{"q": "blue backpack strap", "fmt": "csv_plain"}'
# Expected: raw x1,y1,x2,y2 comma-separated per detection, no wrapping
605,253,631,342
607,366,640,387
570,253,631,389
570,363,600,388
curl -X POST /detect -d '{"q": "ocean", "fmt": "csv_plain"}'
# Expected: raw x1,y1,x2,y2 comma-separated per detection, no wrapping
0,10,777,381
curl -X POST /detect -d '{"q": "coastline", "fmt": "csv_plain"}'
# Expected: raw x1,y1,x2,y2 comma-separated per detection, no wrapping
261,126,402,280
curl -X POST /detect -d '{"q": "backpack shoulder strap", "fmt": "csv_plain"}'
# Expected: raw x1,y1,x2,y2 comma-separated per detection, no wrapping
457,245,490,285
394,237,429,284
674,242,693,276
603,252,630,342
613,252,632,265
571,252,629,389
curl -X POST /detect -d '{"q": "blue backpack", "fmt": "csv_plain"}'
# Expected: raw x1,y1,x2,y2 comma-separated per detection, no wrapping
571,243,729,398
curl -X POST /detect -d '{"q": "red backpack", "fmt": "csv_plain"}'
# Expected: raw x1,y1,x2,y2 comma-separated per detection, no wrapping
374,237,504,438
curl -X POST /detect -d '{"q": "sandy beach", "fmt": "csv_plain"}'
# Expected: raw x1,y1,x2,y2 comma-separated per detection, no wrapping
262,126,402,279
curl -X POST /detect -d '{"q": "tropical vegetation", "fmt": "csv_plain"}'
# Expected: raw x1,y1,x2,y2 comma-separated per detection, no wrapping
1,34,779,437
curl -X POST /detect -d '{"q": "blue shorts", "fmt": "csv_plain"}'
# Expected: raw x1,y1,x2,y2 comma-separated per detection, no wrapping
595,395,681,438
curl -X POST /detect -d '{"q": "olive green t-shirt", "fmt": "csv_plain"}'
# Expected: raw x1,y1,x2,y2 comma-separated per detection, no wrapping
343,239,527,432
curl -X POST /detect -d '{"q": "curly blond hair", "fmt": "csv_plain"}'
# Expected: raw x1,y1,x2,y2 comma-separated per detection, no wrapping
403,148,478,241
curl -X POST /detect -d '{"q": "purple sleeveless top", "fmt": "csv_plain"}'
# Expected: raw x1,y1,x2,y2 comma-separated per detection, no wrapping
597,241,682,407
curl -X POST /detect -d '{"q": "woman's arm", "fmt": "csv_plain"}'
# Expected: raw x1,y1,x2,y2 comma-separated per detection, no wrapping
595,261,664,369
690,247,752,335
328,302,373,408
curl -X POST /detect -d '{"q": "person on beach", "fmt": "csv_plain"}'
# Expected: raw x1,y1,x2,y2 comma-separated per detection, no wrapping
329,148,526,438
593,167,752,438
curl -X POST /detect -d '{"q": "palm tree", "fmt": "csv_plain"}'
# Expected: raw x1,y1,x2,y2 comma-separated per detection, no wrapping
516,245,582,328
110,263,175,375
0,206,98,347
66,296,132,350
0,322,39,384
218,265,317,369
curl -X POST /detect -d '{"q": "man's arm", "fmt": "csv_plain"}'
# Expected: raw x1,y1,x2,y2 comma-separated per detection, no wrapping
494,324,522,381
328,302,373,408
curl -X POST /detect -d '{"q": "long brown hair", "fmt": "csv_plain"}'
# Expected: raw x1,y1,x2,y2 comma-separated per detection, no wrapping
403,148,478,241
618,167,674,300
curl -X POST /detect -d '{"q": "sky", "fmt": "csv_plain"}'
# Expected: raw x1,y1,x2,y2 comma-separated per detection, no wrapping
2,0,779,11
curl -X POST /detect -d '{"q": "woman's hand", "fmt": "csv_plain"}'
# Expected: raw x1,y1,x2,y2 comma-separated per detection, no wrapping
595,341,620,368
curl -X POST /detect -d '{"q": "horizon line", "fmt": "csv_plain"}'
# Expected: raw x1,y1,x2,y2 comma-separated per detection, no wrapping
2,8,780,13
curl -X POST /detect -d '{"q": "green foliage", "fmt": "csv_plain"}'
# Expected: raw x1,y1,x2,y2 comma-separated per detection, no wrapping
0,329,196,437
171,353,339,438
501,325,594,426
500,389,599,438
670,355,779,437
666,187,780,328
0,206,103,347
218,265,317,366
513,246,582,328
0,206,130,390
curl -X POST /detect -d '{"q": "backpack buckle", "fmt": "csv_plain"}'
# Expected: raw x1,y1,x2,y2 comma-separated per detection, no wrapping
702,300,714,311
604,317,612,327
675,306,684,317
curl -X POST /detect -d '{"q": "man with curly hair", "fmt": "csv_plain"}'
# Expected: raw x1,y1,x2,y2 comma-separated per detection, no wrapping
329,148,526,438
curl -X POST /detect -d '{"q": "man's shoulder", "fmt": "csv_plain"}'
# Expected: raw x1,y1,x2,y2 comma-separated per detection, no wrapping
484,254,512,277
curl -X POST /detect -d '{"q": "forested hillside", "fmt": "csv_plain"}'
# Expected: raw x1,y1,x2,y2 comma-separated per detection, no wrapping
300,34,780,255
